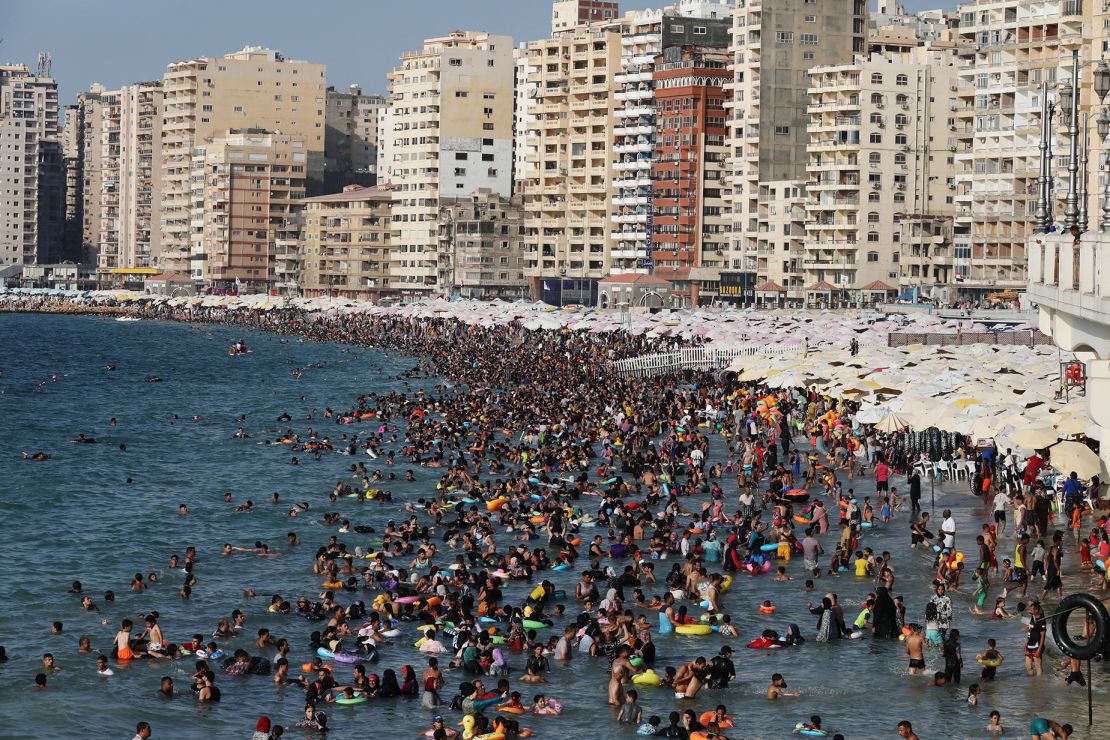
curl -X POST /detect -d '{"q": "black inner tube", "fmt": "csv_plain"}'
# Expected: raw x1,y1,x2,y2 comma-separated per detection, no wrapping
1050,592,1110,660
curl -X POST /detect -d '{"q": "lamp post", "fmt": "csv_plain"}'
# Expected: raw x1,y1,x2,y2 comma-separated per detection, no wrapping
1035,81,1056,233
1061,50,1080,230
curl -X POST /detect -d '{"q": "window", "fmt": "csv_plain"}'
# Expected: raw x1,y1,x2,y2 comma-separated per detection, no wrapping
487,168,498,177
896,74,908,86
449,58,462,67
805,14,817,22
871,73,883,84
774,125,790,135
776,31,794,43
482,153,494,162
483,107,493,117
482,123,494,130
482,138,494,146
455,91,468,98
869,113,883,124
867,248,879,258
895,113,909,126
869,132,882,143
800,34,819,45
895,134,908,145
488,60,495,67
233,106,243,112
804,52,815,61
871,93,883,105
694,26,707,34
867,212,880,223
483,93,495,100
453,168,466,176
455,152,468,160
202,104,213,112
896,94,909,106
894,153,907,165
671,24,684,32
869,152,881,164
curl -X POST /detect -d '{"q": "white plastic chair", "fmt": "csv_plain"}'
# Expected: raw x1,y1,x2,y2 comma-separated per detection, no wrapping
935,460,952,480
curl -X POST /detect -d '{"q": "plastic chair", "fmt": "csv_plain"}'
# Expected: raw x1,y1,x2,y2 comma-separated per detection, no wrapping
935,460,952,480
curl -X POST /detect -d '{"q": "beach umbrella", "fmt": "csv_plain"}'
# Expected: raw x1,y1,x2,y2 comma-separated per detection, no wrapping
1009,426,1060,451
875,412,910,433
1053,414,1090,437
1048,441,1102,479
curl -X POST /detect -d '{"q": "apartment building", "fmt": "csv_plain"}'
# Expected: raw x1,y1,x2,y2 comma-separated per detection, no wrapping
0,63,62,266
63,85,111,266
518,20,624,300
804,46,957,306
609,1,730,277
324,85,386,191
301,184,393,300
552,0,620,35
192,130,307,291
116,83,164,276
953,0,1084,295
648,47,731,305
161,47,326,278
386,31,514,299
437,189,528,299
726,0,867,306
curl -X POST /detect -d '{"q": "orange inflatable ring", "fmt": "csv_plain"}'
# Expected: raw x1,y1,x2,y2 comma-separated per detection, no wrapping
759,605,776,614
698,712,734,729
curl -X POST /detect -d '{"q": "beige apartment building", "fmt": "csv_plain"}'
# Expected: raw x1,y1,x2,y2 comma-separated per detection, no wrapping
953,0,1084,295
192,130,307,291
518,19,625,295
115,82,164,277
804,46,957,305
64,85,114,267
301,184,393,300
437,189,528,299
0,63,62,266
386,31,514,299
160,47,326,278
726,0,867,306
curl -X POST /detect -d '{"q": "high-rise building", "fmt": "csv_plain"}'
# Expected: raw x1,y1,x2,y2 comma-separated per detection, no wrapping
518,19,625,300
552,0,620,35
648,46,731,306
0,63,62,266
953,0,1083,295
160,47,326,278
803,46,957,305
386,31,514,299
301,184,393,300
437,189,528,299
609,1,731,278
192,130,307,290
114,82,164,278
324,85,386,192
726,0,867,306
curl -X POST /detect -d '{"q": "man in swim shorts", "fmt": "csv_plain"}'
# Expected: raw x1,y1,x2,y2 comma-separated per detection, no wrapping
115,619,135,661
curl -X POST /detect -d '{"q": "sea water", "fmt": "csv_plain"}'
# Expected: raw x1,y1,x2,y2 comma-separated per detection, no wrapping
0,313,1105,739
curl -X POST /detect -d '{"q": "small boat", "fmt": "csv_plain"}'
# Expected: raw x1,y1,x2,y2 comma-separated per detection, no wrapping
115,316,141,323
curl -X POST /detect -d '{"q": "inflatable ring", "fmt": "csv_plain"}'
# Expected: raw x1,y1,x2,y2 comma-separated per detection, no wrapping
522,619,551,630
976,657,1002,668
759,605,776,614
699,712,734,729
793,515,813,525
632,669,661,686
675,624,712,637
487,497,508,512
335,696,367,705
1051,592,1110,660
498,706,526,715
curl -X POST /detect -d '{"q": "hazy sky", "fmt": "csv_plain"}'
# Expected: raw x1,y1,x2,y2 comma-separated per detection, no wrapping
6,0,941,108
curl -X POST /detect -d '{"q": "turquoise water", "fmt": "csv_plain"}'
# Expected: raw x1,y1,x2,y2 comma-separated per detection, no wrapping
0,313,1106,740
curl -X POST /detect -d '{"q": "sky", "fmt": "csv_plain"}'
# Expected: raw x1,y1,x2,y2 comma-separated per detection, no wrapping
5,0,938,109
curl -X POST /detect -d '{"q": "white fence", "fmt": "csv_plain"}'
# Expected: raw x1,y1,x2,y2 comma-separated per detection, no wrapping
609,343,798,378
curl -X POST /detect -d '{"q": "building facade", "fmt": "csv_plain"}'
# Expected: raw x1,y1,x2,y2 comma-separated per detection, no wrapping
726,0,868,305
648,46,730,305
437,189,528,299
192,130,307,291
609,1,731,277
804,47,957,304
953,0,1083,295
324,85,386,192
160,47,326,277
519,20,625,292
0,63,62,266
301,184,393,300
386,31,514,299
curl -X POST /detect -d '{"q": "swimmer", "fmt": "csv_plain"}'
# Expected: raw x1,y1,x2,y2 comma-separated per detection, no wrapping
767,673,799,700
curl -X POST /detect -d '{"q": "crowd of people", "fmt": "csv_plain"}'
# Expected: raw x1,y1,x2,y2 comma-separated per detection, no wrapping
4,299,1097,739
